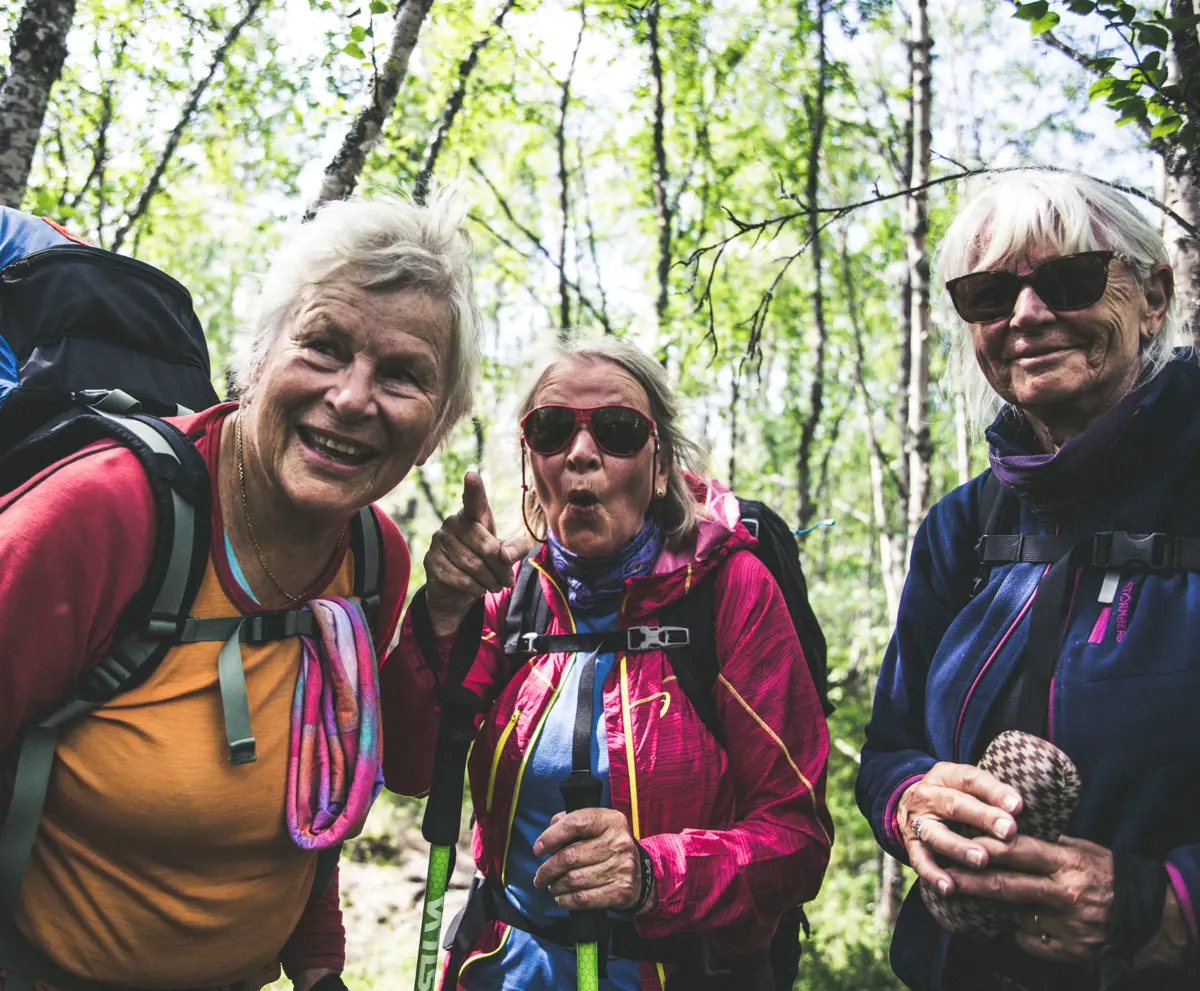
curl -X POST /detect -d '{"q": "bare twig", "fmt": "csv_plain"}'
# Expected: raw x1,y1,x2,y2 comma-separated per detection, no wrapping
576,136,612,332
468,158,613,332
111,0,265,251
418,0,519,183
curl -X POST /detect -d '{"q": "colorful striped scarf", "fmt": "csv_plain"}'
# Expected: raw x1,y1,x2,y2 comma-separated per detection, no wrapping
286,596,384,850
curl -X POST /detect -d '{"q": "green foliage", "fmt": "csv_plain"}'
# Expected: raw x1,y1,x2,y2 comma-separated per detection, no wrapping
1025,1,1200,155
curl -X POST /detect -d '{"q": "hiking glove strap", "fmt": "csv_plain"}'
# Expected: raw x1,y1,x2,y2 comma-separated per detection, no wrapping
218,620,257,765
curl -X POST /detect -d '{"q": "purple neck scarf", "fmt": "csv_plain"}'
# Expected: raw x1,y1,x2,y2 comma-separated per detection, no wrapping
986,366,1168,512
547,516,664,612
286,596,383,851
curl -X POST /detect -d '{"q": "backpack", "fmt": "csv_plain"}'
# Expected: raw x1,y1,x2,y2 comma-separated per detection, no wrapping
0,213,383,991
495,497,830,991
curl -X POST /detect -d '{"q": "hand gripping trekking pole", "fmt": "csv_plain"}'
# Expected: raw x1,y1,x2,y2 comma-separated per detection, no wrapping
559,648,606,991
413,594,485,991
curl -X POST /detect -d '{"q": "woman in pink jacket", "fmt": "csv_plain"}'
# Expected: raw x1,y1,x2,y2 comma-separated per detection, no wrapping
382,338,832,991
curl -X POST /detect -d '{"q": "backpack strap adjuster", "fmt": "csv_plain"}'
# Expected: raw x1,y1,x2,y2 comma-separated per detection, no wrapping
627,626,690,651
1092,531,1173,570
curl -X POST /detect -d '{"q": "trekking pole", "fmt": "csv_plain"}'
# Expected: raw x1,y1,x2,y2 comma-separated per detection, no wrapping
413,596,484,991
559,647,606,991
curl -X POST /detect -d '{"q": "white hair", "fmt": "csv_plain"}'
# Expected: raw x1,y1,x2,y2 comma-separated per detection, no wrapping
237,187,481,450
515,336,707,549
935,168,1183,428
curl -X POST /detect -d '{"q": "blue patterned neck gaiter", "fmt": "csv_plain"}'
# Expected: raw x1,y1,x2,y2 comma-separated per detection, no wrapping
546,516,664,613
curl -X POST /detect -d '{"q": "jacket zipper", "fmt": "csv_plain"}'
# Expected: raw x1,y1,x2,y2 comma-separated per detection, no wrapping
499,562,577,886
485,706,522,813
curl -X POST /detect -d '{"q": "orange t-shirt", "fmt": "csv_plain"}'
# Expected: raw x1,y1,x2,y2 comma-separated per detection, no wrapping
1,405,409,988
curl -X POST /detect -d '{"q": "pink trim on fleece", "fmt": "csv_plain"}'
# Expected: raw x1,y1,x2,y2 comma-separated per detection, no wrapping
1088,606,1111,644
884,773,927,849
1167,861,1198,947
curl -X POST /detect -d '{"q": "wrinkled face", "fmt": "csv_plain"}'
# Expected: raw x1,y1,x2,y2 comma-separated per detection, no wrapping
245,282,452,522
967,243,1170,427
528,359,669,558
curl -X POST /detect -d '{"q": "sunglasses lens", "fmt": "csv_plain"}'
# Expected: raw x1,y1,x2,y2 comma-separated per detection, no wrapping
950,272,1019,322
591,406,652,456
523,406,577,454
1034,254,1109,310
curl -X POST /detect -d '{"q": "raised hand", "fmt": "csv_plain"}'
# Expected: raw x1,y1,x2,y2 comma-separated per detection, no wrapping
423,471,527,635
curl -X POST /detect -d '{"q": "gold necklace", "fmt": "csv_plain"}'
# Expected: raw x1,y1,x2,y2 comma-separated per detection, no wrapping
235,413,344,604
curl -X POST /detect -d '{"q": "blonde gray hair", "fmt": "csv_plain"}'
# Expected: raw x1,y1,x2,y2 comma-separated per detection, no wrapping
237,188,481,451
516,337,704,549
935,169,1182,427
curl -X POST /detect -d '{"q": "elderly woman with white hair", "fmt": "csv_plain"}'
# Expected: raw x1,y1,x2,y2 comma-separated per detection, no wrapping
857,168,1198,991
387,336,833,991
0,192,479,990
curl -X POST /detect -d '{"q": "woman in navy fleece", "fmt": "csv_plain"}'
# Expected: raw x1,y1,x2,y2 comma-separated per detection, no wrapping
857,169,1197,990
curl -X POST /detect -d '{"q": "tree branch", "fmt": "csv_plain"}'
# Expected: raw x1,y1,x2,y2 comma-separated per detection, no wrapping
576,135,612,333
555,4,586,336
418,0,518,184
646,0,672,332
311,0,435,214
110,0,265,251
468,157,613,332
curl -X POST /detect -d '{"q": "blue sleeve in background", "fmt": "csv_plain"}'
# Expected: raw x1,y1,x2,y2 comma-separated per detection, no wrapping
0,206,74,405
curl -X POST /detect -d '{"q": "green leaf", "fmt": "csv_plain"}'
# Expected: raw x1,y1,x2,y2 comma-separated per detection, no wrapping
349,24,368,41
1067,0,1096,12
1030,11,1061,33
1014,1,1050,22
1088,76,1117,100
1089,56,1119,73
1117,3,1137,25
1162,14,1200,32
369,0,389,10
342,41,366,58
1151,117,1183,139
1135,23,1170,49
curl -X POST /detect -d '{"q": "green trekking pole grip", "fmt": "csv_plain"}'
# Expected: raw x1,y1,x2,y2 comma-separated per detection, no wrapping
560,770,606,991
412,593,485,991
414,705,475,991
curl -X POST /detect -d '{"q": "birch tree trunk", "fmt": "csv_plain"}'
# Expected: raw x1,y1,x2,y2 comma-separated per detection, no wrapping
796,0,829,529
646,0,671,335
1163,0,1200,341
905,0,933,551
0,0,77,208
311,0,436,214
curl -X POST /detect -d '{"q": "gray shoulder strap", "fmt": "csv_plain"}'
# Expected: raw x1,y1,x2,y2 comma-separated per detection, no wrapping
0,413,199,925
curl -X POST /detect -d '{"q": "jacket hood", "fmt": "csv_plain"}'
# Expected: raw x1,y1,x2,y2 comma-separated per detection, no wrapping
534,472,755,622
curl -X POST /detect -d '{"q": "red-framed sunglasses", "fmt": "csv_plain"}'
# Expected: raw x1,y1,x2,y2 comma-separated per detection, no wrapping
520,404,657,457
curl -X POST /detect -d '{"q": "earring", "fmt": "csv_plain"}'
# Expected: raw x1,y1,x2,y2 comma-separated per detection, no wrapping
655,487,665,499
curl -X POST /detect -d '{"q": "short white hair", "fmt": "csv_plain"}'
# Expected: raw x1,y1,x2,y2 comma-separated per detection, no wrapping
237,188,481,450
935,168,1182,427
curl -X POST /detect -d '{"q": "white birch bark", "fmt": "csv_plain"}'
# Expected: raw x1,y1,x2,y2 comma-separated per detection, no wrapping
0,0,77,208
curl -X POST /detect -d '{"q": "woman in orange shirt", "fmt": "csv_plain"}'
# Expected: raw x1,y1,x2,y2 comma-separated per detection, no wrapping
0,191,480,991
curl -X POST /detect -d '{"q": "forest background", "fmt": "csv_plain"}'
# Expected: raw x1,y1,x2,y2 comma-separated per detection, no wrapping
3,0,1199,987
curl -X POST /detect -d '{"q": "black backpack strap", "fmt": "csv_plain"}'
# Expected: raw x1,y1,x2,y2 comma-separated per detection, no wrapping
658,572,723,746
312,843,343,899
971,471,1015,596
0,412,210,926
349,505,383,614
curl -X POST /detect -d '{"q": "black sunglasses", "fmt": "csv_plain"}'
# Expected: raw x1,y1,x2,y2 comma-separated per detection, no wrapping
945,250,1128,323
520,404,656,457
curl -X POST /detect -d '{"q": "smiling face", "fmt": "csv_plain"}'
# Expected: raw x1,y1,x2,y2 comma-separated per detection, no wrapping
967,242,1172,447
528,357,669,558
244,282,452,524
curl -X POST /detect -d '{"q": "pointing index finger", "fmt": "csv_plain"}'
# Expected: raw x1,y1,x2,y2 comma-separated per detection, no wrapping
461,470,496,534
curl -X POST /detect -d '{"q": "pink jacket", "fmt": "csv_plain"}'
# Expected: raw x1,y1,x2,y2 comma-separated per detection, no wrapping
381,478,833,991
